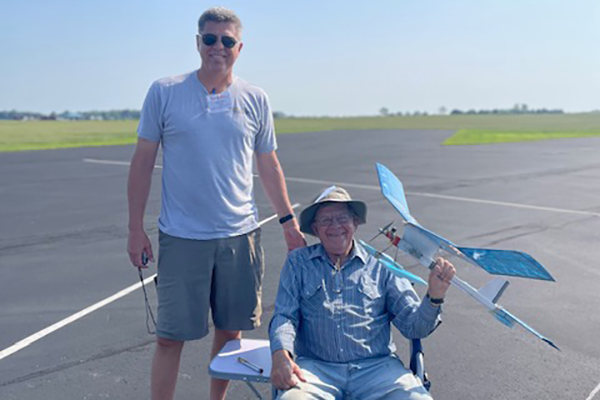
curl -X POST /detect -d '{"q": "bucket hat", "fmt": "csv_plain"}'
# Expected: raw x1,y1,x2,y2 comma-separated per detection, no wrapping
299,186,367,236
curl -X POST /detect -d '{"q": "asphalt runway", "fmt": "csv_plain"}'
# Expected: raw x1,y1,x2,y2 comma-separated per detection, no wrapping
1,129,599,400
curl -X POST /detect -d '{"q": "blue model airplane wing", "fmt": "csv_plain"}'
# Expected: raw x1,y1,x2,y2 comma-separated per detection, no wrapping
359,240,428,286
376,163,418,225
402,223,555,281
457,247,555,282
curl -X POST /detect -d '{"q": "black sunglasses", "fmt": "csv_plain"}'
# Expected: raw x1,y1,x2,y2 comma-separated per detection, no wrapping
201,33,238,49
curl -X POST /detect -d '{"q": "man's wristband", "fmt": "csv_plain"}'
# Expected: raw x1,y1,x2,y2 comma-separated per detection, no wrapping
278,214,295,225
426,294,444,306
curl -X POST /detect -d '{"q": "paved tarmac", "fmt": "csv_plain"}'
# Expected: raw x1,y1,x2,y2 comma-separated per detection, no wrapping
1,129,599,400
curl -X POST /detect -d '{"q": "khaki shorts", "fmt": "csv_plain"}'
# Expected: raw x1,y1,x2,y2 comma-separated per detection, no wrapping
156,229,264,341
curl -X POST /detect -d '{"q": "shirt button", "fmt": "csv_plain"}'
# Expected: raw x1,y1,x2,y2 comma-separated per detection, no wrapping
340,349,344,352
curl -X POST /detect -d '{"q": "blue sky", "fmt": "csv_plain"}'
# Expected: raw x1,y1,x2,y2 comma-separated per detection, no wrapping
1,0,598,116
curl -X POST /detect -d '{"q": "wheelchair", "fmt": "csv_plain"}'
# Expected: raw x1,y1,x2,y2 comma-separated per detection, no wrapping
209,338,430,399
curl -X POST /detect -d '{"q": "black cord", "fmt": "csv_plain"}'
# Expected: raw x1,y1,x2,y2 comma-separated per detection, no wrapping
138,267,157,335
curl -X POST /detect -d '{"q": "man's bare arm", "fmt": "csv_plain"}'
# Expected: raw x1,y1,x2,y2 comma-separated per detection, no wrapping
255,151,306,251
127,137,160,267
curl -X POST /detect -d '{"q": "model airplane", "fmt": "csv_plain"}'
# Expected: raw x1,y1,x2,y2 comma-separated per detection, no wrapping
363,163,559,350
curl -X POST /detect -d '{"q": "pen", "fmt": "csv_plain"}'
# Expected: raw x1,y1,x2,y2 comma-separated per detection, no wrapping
237,356,264,374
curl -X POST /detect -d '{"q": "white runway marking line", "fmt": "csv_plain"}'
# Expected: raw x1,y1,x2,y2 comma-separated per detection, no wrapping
284,177,600,218
409,191,600,218
83,158,600,218
0,274,156,361
0,204,300,362
84,158,161,168
587,383,600,400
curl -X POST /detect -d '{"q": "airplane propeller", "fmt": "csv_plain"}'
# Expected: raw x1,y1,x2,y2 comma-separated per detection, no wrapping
369,220,395,242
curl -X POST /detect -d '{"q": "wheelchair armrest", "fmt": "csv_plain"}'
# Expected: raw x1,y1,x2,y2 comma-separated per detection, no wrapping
409,338,431,391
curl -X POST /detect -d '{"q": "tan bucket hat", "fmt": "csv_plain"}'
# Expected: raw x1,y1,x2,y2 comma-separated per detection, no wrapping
299,186,367,236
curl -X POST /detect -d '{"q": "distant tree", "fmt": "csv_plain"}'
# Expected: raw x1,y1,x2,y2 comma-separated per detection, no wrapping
272,111,286,119
438,106,447,115
379,107,389,117
444,105,564,115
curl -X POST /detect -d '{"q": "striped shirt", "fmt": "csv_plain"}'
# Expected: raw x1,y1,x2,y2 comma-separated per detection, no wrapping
269,241,442,363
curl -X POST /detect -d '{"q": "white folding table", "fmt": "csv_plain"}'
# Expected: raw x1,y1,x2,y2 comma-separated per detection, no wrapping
209,338,274,399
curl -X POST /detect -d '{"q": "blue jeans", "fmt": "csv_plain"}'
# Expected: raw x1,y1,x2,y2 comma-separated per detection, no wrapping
277,355,432,400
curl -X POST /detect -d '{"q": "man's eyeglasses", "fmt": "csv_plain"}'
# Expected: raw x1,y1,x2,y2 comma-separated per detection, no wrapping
314,214,353,227
201,33,238,49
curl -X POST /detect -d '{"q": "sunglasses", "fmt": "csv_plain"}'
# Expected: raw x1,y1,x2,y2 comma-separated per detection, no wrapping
201,33,238,49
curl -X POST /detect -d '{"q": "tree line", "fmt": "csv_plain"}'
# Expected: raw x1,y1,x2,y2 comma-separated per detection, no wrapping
0,109,141,121
450,104,563,115
379,104,564,117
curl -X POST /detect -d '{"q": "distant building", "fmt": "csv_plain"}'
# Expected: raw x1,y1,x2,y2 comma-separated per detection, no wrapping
57,111,84,120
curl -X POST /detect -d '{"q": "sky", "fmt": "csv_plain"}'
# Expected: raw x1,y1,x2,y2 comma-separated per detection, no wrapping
1,0,599,117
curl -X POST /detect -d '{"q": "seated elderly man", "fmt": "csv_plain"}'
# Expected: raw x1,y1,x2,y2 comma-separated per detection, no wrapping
269,186,456,400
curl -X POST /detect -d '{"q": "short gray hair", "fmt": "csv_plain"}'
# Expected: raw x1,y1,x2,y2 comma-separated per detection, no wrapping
198,7,243,35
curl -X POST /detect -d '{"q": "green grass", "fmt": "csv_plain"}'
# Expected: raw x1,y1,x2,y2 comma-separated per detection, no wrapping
0,120,139,152
275,113,600,133
443,130,600,145
274,114,600,145
2,113,600,152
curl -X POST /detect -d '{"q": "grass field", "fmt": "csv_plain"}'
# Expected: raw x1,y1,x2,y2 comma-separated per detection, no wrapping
2,113,600,152
0,120,139,152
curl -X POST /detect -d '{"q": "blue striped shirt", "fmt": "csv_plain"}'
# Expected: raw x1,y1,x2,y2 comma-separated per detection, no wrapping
269,241,442,363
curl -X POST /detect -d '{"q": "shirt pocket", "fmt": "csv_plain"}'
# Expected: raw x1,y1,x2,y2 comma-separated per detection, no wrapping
300,279,324,315
301,280,323,300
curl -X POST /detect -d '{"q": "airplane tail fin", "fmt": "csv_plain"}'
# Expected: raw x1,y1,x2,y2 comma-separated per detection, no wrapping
376,163,418,225
478,277,510,304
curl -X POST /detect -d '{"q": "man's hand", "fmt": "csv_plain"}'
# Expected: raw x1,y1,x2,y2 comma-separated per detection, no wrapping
271,350,306,391
282,219,306,252
427,257,456,299
127,229,154,268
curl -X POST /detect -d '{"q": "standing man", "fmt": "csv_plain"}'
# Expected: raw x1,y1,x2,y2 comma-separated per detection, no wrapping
127,7,305,400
